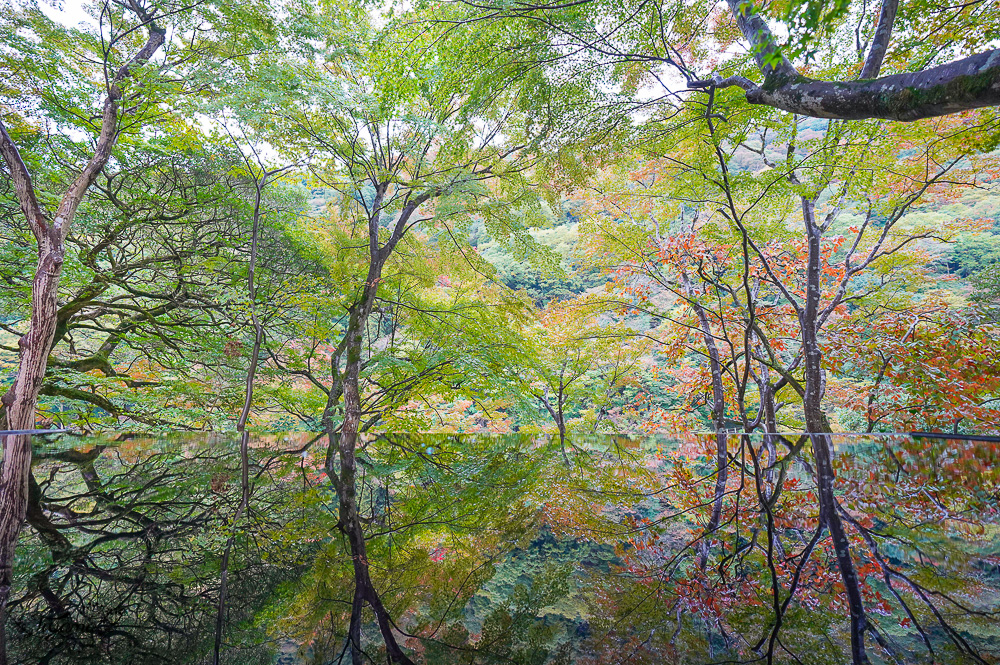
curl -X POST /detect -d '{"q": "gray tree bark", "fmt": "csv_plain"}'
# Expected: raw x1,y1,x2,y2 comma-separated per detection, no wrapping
696,0,1000,121
321,185,433,665
798,196,870,665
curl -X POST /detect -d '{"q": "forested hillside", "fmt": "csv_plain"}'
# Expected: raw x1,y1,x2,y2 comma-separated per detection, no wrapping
3,149,999,436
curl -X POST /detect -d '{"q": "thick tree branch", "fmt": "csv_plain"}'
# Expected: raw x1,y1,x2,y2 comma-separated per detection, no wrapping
0,124,47,240
859,0,899,80
697,0,1000,122
724,0,797,80
695,48,1000,120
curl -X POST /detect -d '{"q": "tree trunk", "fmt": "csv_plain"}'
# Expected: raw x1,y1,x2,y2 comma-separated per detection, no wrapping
322,188,421,664
0,237,64,660
693,303,729,540
758,354,778,484
212,158,274,665
555,392,569,465
557,417,567,459
0,15,165,660
330,287,416,663
800,197,870,665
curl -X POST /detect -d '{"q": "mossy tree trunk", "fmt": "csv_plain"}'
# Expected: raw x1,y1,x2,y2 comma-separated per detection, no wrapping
696,0,1000,121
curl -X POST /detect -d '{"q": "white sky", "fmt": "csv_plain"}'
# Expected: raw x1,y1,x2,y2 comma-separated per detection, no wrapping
36,0,96,29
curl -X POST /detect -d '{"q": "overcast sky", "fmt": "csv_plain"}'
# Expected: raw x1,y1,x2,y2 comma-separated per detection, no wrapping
38,0,96,29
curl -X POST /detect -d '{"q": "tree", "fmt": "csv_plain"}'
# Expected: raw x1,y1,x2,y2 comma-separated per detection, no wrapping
0,4,166,659
577,93,994,661
0,1,283,657
826,299,1000,433
519,296,646,458
0,137,307,431
209,3,598,660
455,0,1000,122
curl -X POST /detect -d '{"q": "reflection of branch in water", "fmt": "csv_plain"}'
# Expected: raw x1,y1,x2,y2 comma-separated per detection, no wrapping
11,438,309,665
745,434,823,664
13,447,218,661
838,506,993,665
586,433,1000,665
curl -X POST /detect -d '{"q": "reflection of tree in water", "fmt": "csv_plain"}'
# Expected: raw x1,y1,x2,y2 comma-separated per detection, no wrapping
9,433,1000,664
569,434,1000,665
307,433,1000,665
9,435,312,665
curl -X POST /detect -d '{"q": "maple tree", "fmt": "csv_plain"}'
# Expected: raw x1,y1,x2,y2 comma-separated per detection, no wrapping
201,3,611,660
2,0,999,662
517,296,647,459
576,83,998,660
0,5,169,660
826,300,1000,433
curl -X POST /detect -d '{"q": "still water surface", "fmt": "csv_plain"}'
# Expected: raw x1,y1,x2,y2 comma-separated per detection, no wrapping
9,432,1000,664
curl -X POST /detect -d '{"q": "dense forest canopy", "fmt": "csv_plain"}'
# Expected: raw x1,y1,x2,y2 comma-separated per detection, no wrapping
0,0,998,663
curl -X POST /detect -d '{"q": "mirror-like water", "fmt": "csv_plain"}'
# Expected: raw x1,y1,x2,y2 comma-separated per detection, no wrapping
8,432,1000,664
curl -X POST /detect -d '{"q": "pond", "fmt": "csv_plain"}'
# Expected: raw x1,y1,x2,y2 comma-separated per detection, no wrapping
8,432,1000,664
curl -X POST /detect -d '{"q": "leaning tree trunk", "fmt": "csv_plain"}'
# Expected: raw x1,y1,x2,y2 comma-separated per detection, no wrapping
800,197,870,665
0,242,62,663
0,17,165,663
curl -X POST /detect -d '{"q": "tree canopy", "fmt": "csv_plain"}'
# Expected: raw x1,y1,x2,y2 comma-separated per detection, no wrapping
1,0,999,664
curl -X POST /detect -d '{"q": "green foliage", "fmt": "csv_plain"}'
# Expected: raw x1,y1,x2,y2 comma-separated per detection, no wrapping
947,232,1000,277
478,220,606,306
0,134,311,430
971,259,1000,320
